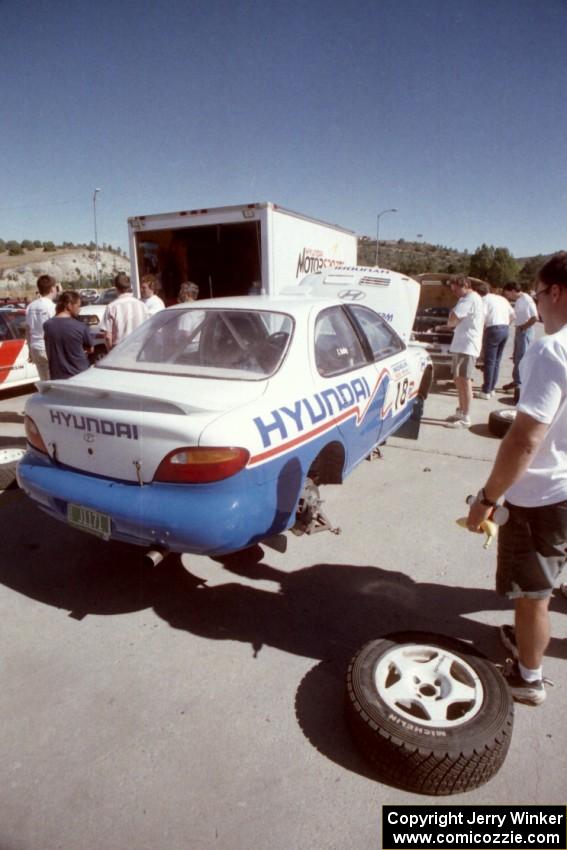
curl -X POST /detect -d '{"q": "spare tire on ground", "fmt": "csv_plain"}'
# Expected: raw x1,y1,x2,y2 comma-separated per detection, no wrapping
489,409,516,438
345,631,514,795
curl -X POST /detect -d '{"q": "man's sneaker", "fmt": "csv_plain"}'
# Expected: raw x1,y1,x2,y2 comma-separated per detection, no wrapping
560,583,567,599
500,624,518,659
446,409,464,423
446,417,471,429
476,391,492,399
502,659,547,705
502,382,518,392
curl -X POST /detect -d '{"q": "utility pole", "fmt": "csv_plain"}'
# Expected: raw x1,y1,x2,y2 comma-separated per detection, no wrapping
93,188,101,287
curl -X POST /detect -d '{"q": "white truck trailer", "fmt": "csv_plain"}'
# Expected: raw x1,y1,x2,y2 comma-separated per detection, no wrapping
127,202,357,304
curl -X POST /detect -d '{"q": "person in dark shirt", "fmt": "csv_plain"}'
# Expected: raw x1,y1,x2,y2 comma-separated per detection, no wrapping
44,290,94,379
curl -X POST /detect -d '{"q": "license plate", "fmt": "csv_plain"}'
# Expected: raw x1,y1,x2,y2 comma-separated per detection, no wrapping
67,503,111,540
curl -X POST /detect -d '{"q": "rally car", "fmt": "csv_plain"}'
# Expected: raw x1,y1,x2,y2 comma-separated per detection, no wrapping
0,307,39,390
18,269,432,558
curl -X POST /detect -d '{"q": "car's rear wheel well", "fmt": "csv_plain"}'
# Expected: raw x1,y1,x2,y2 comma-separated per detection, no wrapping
307,442,345,485
418,365,434,399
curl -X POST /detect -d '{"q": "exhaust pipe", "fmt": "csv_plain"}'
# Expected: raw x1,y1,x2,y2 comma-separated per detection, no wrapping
144,547,169,567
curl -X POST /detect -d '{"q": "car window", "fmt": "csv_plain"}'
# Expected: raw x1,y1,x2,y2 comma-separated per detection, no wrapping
98,308,294,379
346,304,404,361
0,315,11,342
314,307,368,377
2,311,27,339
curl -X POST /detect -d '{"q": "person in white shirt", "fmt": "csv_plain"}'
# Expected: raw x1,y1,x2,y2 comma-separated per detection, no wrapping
177,281,199,303
502,282,538,394
25,274,58,381
140,274,166,316
100,273,149,350
436,276,484,428
476,283,514,398
466,251,567,706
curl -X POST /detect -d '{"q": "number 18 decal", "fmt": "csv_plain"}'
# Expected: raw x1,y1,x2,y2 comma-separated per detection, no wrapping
394,377,409,410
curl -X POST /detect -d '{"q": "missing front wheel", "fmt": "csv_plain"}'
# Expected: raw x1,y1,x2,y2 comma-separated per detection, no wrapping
291,478,341,536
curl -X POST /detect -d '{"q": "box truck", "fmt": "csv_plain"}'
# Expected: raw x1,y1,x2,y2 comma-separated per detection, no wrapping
127,202,357,304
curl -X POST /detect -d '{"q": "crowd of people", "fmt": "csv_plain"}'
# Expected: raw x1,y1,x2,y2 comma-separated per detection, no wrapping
431,261,566,708
436,275,538,427
24,272,198,380
466,253,567,707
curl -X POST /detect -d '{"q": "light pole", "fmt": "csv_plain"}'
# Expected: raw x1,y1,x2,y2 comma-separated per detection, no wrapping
375,208,397,267
93,188,101,287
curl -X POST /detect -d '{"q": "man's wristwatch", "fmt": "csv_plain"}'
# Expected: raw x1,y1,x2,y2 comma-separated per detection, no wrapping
477,487,497,507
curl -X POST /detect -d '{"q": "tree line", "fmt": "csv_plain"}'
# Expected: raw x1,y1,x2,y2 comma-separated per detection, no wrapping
0,239,126,256
357,238,549,290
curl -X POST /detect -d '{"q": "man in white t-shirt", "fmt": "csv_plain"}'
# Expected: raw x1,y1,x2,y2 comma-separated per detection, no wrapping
476,283,514,398
466,252,567,706
25,274,58,381
100,273,149,350
436,276,484,428
140,274,166,316
502,282,538,395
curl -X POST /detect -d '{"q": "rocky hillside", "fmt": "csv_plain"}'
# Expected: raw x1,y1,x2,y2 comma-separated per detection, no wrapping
0,249,130,293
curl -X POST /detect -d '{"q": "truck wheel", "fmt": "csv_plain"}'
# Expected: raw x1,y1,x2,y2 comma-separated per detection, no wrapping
488,409,516,438
346,631,513,795
0,446,26,490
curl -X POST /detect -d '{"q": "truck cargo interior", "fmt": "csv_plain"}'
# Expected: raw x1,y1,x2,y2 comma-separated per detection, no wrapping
135,222,262,304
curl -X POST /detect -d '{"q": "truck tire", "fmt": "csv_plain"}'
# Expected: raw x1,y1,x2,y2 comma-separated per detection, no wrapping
0,446,26,490
488,409,516,438
345,631,514,795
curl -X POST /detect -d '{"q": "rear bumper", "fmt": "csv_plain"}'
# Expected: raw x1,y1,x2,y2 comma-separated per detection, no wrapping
17,449,295,556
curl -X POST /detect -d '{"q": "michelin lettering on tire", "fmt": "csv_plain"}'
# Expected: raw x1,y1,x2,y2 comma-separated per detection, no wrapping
345,631,514,795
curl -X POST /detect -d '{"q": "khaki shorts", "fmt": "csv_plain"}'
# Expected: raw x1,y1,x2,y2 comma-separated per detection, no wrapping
30,348,50,381
496,499,567,599
452,352,476,379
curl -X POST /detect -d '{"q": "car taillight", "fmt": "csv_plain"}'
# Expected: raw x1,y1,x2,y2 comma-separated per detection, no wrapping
153,446,250,483
25,415,49,455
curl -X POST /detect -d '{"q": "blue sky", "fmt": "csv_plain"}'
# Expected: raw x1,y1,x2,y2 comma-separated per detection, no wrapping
2,0,565,258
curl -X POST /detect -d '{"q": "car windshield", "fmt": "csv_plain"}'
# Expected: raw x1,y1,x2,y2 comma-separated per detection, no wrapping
98,307,294,379
95,290,118,304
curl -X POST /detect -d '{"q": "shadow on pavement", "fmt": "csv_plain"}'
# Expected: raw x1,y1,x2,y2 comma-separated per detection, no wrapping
469,423,499,439
1,493,566,663
2,492,566,783
420,417,456,428
294,657,379,782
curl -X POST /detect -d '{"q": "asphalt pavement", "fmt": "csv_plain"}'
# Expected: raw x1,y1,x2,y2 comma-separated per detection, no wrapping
0,335,565,850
